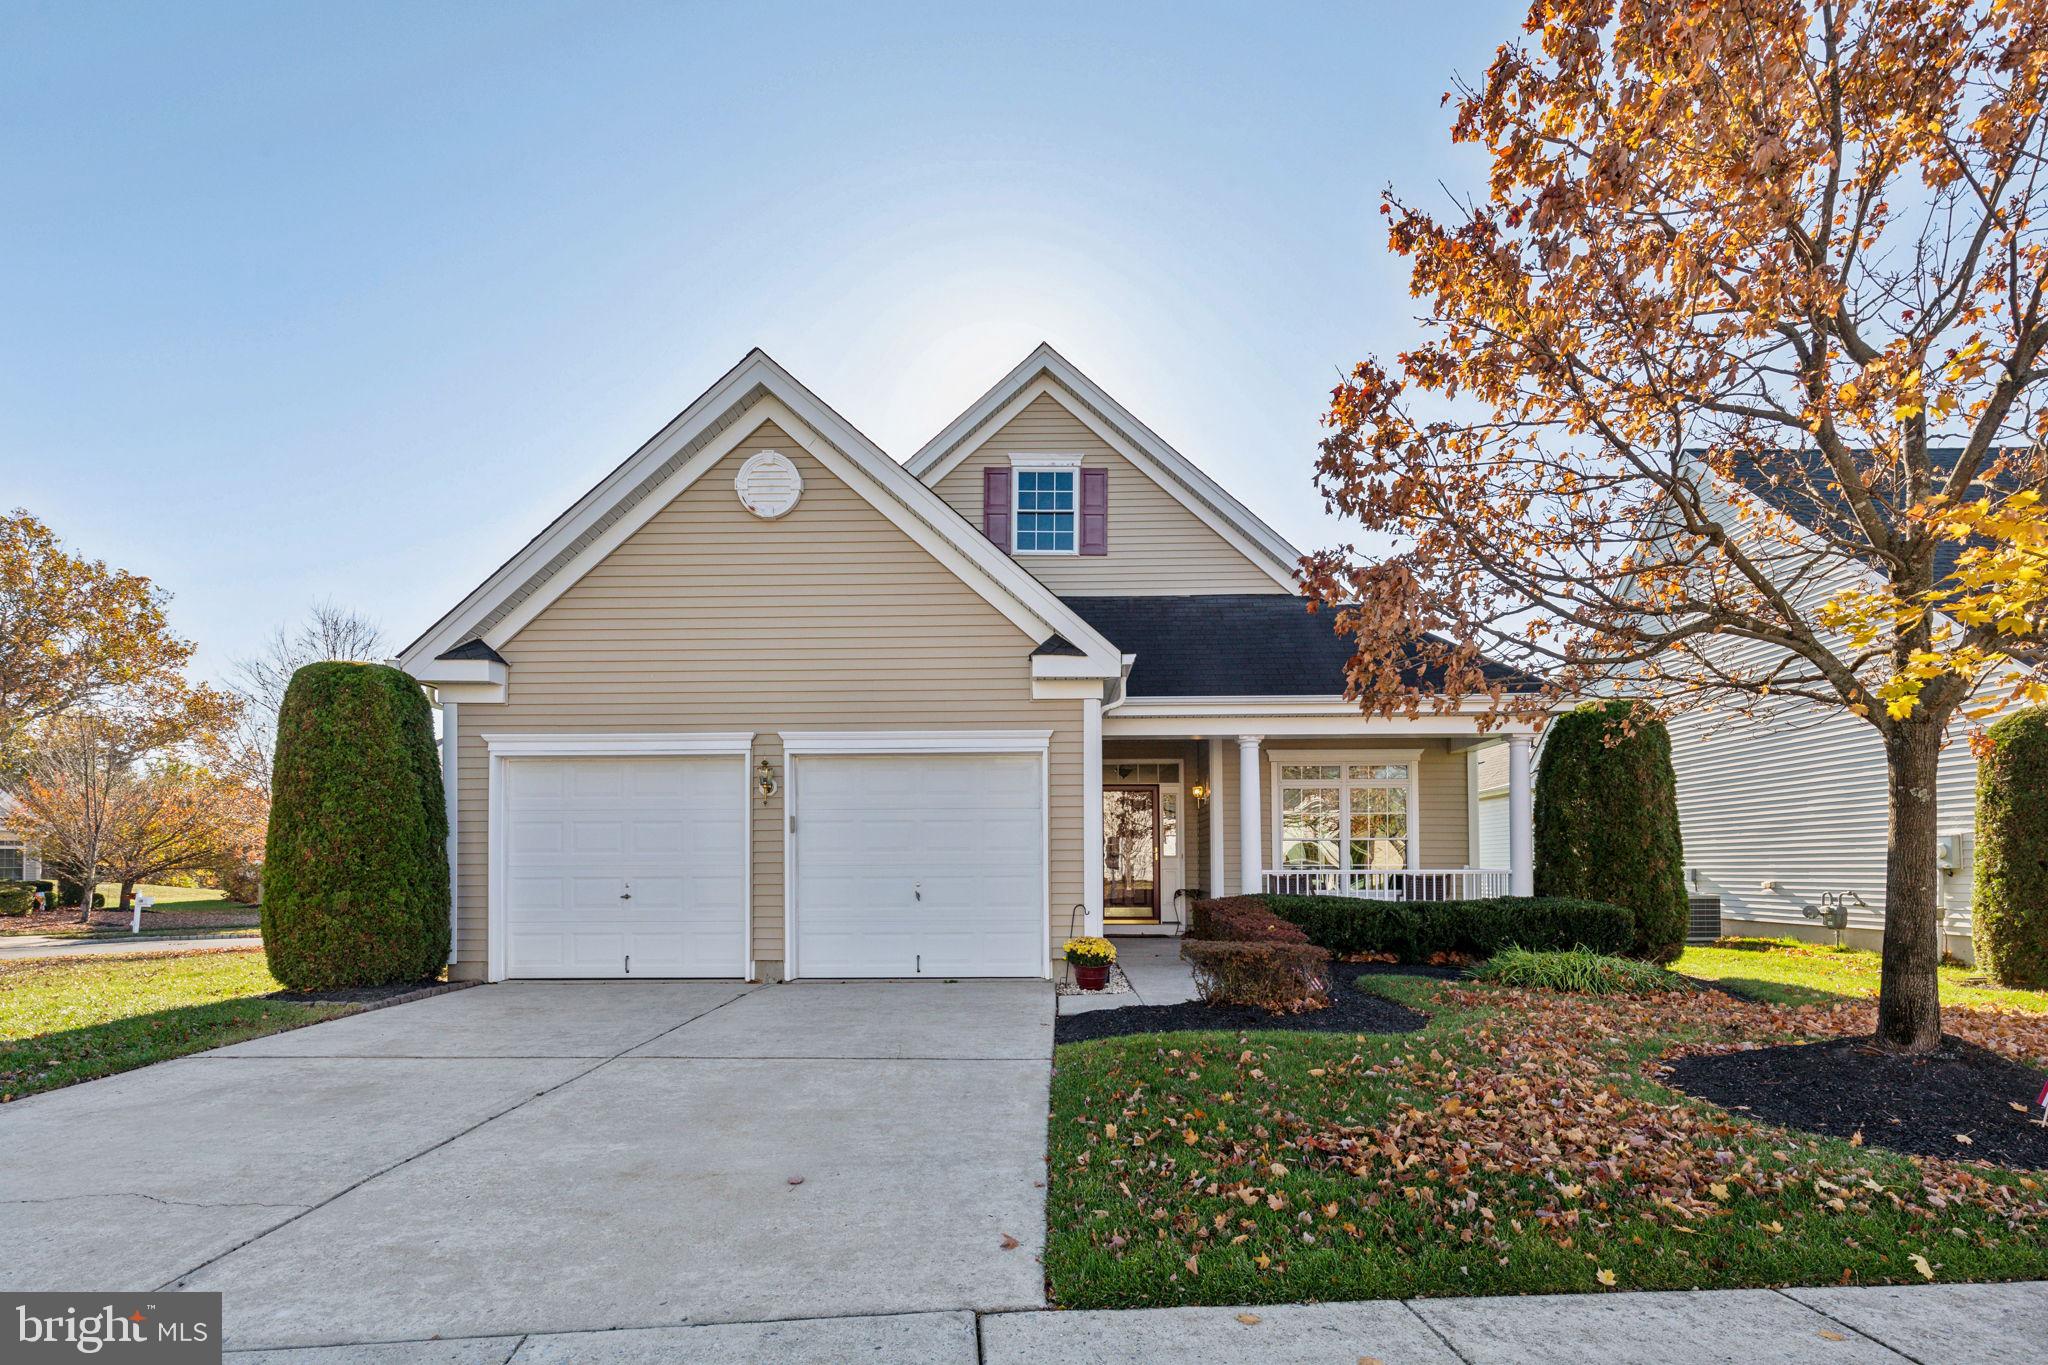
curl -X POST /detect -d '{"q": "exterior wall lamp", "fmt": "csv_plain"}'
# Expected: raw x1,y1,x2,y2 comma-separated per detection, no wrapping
755,759,780,800
1190,781,1209,800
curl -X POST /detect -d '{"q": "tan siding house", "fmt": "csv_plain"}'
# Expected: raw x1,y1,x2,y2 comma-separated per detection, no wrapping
930,393,1287,596
400,344,1538,984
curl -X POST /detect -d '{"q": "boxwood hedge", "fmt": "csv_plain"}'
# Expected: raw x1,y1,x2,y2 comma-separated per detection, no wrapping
262,661,450,991
1260,893,1634,962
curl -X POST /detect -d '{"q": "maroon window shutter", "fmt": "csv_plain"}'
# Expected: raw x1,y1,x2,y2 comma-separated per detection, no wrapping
982,466,1012,552
1079,466,1108,556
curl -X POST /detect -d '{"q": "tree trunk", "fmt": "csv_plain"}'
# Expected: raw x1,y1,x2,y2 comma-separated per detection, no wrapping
119,878,136,911
1875,720,1944,1053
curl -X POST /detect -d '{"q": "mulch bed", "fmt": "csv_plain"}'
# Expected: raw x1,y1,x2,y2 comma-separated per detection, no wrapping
1055,964,1428,1044
1666,1035,2048,1169
266,978,463,1006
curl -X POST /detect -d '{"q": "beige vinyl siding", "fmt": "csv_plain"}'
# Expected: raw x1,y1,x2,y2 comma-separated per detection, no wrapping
452,419,1083,978
929,393,1287,595
1214,738,1472,894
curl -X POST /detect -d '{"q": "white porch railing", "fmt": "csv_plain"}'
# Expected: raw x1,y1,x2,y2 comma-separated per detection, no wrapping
1261,868,1512,901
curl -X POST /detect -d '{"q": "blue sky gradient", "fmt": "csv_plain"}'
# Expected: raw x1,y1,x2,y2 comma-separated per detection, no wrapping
3,1,1521,680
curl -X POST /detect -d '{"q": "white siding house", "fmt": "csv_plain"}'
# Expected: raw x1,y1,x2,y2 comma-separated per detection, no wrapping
1472,743,1512,872
1666,694,1988,960
1657,459,2028,963
0,803,40,884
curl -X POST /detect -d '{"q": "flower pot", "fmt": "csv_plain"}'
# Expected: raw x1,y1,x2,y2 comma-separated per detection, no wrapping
1073,963,1111,991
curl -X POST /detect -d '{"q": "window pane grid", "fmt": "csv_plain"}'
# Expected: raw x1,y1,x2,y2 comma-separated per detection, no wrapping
1013,467,1076,551
1277,767,1413,873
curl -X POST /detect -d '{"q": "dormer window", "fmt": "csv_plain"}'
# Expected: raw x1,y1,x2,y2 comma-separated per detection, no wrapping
980,453,1106,557
1012,457,1080,554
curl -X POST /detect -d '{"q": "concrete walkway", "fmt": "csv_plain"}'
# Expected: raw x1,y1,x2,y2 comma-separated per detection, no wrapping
7,979,1053,1350
218,1281,2046,1362
1058,934,1198,1015
0,930,261,959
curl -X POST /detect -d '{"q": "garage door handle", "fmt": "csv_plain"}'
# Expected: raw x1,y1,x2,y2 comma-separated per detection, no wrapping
619,893,632,900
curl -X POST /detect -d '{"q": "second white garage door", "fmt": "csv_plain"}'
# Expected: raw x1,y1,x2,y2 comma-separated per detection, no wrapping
791,751,1045,978
503,756,747,978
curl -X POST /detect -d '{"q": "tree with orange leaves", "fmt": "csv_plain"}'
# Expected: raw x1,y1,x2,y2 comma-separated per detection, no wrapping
1308,0,2048,1052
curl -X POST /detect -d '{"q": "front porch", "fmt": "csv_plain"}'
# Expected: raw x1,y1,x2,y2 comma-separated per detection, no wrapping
1083,705,1537,937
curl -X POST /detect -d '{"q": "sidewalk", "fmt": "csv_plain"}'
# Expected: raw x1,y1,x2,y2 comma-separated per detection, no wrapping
1058,935,1199,1015
223,1281,2044,1362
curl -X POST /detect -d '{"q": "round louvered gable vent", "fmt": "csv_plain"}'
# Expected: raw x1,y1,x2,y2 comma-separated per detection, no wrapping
734,451,803,518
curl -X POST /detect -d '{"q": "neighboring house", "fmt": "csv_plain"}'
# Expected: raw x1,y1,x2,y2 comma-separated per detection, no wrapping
1472,743,1511,873
1660,450,2035,962
398,345,1538,983
0,802,41,885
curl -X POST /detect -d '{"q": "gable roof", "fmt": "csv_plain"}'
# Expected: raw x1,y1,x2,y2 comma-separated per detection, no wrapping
1711,445,2038,586
1061,595,1540,697
904,343,1304,592
397,350,1125,681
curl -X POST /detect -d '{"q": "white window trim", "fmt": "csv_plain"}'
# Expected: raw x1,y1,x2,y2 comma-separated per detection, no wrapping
777,729,1052,981
480,731,755,982
1268,748,1422,873
1009,453,1083,557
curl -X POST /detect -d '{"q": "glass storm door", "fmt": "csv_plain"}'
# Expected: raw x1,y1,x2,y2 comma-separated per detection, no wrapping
1104,785,1161,922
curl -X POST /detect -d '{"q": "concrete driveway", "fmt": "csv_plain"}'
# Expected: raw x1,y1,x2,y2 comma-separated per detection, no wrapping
4,978,1054,1351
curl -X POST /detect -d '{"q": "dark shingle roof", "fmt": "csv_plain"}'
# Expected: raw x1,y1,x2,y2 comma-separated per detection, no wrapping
437,639,506,664
1719,446,2036,585
1059,595,1537,697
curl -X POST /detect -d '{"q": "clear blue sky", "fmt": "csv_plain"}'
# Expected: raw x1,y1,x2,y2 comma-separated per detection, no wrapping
3,1,1519,683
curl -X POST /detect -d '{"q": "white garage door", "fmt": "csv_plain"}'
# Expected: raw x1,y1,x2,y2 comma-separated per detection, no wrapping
503,756,746,978
792,752,1044,978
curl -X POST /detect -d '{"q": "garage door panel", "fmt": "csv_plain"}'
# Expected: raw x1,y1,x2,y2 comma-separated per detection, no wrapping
503,755,745,979
570,821,625,855
793,751,1044,979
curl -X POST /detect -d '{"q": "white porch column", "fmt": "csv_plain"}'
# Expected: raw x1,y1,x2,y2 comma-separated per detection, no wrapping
440,699,460,965
1507,733,1535,897
1206,736,1226,898
1082,695,1104,936
1237,735,1264,895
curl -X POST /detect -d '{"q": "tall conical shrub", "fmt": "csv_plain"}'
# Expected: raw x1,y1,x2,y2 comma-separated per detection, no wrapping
1533,700,1688,963
262,662,448,990
1974,708,2048,988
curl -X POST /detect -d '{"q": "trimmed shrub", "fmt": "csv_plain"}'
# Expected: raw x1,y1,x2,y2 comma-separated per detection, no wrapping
1974,708,2048,988
1181,940,1332,1011
1188,896,1313,945
55,878,105,911
1471,946,1689,995
215,860,262,906
263,662,449,991
0,883,32,915
1533,701,1689,962
1263,894,1634,962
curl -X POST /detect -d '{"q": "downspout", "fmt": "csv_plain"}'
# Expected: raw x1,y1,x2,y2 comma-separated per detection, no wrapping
436,690,459,967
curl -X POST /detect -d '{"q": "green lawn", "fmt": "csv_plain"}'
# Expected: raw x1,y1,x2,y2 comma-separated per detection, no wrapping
1046,971,2048,1308
1679,937,2048,1014
0,949,354,1100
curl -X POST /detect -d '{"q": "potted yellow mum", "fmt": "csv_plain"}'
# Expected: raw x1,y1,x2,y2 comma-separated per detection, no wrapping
1063,936,1117,990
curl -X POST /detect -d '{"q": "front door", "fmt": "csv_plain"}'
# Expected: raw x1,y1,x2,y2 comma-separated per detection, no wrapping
1104,785,1160,923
